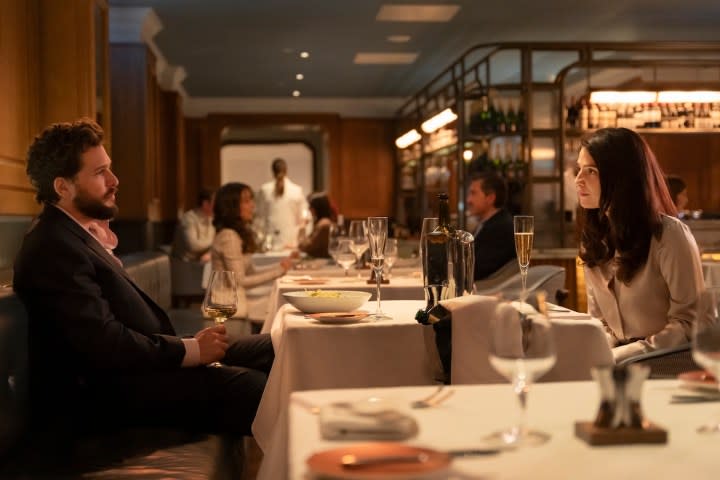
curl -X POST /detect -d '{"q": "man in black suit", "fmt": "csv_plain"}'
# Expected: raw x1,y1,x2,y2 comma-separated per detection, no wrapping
466,172,517,281
13,119,272,437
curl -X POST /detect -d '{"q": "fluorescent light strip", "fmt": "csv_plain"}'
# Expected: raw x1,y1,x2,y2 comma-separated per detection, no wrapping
590,91,657,104
421,108,457,133
657,91,720,103
395,129,421,149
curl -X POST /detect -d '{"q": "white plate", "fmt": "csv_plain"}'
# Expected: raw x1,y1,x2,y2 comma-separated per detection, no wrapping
283,290,371,314
308,311,370,324
678,370,718,392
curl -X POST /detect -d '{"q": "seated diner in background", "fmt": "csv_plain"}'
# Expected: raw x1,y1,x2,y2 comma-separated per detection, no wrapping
211,182,294,325
666,174,689,218
171,187,216,262
297,192,335,258
575,127,705,363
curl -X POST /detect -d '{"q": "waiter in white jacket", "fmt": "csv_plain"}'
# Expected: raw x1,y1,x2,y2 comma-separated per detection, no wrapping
256,158,309,249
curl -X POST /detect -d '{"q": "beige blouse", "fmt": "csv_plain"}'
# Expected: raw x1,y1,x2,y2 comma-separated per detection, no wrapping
211,228,284,320
584,215,704,363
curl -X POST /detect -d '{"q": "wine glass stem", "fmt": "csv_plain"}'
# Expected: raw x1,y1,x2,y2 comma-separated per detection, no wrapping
520,270,528,303
375,268,383,316
514,375,529,437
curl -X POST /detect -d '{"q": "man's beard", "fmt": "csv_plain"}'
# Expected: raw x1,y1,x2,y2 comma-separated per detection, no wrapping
73,187,118,220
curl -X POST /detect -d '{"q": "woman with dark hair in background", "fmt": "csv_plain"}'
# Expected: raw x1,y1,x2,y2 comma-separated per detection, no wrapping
297,192,335,258
575,128,704,362
666,174,689,217
211,183,293,326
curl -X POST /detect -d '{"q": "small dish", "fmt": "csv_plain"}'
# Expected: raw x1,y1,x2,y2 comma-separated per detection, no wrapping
678,370,718,392
308,311,370,324
306,442,450,479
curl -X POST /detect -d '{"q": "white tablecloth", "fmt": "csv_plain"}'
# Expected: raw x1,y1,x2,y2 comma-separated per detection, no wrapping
262,274,424,331
703,261,720,287
289,380,716,480
252,299,439,480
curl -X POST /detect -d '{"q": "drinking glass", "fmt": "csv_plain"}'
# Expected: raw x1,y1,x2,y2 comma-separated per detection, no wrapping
202,270,237,367
348,220,369,269
383,238,399,277
513,215,534,302
420,217,439,284
367,217,389,320
692,287,720,433
327,224,343,263
486,295,556,446
335,238,357,277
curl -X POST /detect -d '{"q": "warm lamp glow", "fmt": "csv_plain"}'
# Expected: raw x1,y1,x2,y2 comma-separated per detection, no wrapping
590,91,657,104
421,108,458,133
463,149,473,161
395,129,421,148
657,91,720,103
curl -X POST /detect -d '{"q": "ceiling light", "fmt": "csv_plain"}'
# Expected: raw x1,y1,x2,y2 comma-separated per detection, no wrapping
354,52,418,65
395,129,421,149
387,35,411,43
589,91,657,104
296,73,304,80
292,90,301,97
376,4,460,22
657,91,720,103
300,51,310,59
421,108,457,133
463,149,474,161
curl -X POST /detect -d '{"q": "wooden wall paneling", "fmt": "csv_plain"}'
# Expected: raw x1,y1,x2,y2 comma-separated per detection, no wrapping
0,0,40,216
337,118,395,219
110,43,150,220
182,117,208,212
157,89,182,220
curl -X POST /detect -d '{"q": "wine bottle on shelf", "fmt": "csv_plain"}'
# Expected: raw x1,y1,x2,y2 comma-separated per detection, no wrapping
566,96,578,129
495,100,507,133
506,99,518,133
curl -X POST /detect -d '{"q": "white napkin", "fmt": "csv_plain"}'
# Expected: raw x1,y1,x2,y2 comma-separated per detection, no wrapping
318,400,418,440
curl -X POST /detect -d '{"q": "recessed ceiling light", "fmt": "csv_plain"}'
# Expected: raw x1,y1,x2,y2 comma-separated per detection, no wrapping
292,90,301,97
354,52,418,65
376,4,460,22
300,51,310,59
296,73,304,80
387,35,411,43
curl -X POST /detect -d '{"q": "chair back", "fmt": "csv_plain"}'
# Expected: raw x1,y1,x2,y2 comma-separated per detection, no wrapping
542,317,614,382
477,265,566,304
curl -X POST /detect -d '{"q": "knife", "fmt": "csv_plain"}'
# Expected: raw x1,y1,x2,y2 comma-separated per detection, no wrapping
341,448,502,468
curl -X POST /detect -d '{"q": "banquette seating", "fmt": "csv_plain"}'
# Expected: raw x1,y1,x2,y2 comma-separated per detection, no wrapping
0,251,244,479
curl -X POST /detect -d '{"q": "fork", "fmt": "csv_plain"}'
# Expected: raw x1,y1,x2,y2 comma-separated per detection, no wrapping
411,387,454,408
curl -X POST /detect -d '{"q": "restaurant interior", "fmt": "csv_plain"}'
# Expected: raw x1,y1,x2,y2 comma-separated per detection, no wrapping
2,0,720,479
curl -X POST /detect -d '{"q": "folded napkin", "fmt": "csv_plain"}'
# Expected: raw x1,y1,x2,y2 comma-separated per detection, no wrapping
319,401,418,441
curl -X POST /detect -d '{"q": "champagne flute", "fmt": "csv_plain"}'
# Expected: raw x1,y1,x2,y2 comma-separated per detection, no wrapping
513,215,534,303
367,217,389,320
692,287,720,433
348,220,369,270
486,293,556,446
335,238,357,277
202,270,237,367
383,238,399,278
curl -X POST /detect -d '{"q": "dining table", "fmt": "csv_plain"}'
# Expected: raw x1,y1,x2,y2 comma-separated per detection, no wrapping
252,299,440,480
288,379,718,479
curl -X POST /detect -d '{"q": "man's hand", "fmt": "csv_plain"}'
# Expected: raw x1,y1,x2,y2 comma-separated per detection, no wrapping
194,325,229,365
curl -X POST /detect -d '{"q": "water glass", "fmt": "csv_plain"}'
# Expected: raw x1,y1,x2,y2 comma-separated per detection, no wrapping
383,238,399,277
348,220,369,269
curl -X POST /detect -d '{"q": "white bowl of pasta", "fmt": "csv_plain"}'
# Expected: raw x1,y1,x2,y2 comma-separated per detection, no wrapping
282,290,371,314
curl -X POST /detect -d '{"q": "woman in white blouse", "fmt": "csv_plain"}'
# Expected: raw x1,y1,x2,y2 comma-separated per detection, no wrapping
211,183,293,326
575,128,704,363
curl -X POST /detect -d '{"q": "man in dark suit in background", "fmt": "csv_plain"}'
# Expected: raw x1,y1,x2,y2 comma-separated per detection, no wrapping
13,118,272,437
466,172,517,281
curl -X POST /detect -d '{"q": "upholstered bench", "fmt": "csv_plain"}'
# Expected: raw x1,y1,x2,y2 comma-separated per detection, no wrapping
0,251,245,479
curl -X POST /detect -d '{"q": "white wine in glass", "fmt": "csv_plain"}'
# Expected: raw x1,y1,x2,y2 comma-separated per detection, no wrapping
513,216,534,302
202,270,237,366
692,287,720,433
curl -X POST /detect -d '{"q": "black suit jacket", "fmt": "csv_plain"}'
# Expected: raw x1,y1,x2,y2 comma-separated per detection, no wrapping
473,208,517,280
13,206,185,424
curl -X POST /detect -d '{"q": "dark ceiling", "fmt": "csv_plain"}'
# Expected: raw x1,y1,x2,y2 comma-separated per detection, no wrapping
109,0,720,99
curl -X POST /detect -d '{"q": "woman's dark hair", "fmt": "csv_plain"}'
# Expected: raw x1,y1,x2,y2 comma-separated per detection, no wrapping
665,175,687,207
308,192,334,223
577,128,676,283
26,118,104,204
213,182,257,253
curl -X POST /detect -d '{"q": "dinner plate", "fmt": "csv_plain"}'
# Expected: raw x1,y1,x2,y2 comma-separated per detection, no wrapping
308,311,370,324
306,442,451,479
678,370,718,392
292,278,329,285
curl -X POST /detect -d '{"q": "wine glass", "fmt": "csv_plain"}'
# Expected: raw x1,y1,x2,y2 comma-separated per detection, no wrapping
367,217,389,320
486,293,556,446
327,224,342,263
513,215,534,302
348,220,369,270
335,238,357,277
692,286,720,433
383,238,399,278
420,217,439,284
202,270,237,367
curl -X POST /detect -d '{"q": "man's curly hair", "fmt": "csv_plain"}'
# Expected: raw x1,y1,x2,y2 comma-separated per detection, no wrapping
26,118,104,204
